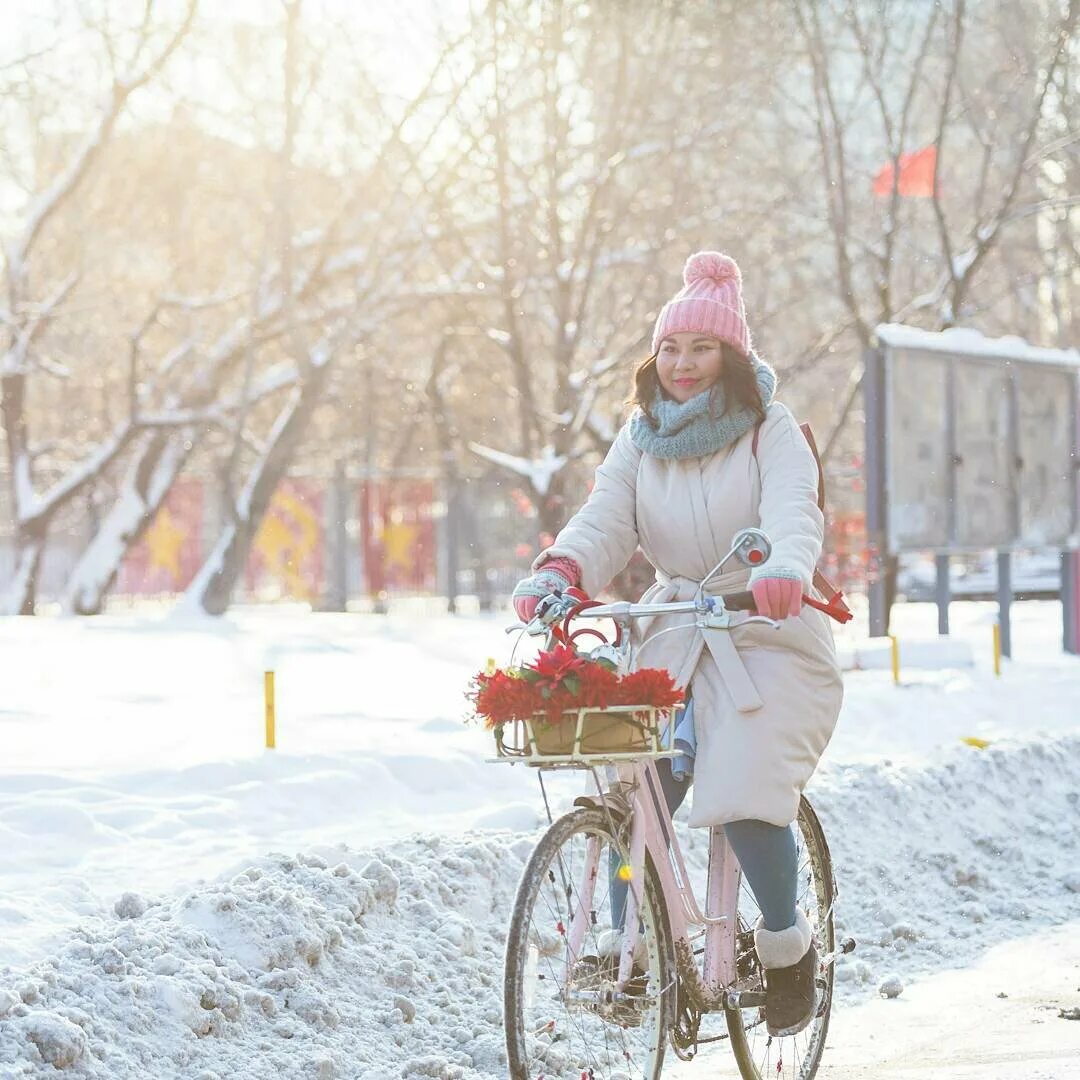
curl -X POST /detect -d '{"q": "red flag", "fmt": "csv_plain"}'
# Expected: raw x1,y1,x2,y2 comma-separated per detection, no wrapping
872,145,938,198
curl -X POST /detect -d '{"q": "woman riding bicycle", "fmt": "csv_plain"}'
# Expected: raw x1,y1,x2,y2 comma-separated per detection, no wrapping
512,251,844,1038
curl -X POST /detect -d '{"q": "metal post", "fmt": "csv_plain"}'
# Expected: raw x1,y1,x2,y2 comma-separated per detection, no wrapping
1070,374,1080,655
444,457,460,615
322,459,349,612
945,360,958,547
935,553,951,635
997,549,1012,659
1073,551,1080,656
865,346,889,637
362,349,387,615
1006,372,1022,543
1063,550,1076,655
264,671,276,749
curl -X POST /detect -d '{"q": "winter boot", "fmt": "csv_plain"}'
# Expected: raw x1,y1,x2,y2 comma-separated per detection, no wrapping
753,909,819,1037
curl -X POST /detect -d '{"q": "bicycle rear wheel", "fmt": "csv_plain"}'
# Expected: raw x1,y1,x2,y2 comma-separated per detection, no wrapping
504,806,675,1079
725,796,836,1080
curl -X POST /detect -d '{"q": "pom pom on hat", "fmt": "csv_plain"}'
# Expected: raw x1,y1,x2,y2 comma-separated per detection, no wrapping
683,251,741,288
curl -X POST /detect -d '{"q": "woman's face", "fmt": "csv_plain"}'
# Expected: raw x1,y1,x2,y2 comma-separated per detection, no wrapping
655,332,724,403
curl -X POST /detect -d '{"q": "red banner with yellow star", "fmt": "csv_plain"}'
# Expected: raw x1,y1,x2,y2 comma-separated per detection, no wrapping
360,478,436,595
120,479,205,593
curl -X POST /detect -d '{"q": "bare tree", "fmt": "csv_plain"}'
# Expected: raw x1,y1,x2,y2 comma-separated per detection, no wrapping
1,1,198,614
179,6,491,613
790,0,1078,460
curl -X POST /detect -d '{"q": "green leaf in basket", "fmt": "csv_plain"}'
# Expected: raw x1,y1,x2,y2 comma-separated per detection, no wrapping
519,669,542,684
562,674,580,696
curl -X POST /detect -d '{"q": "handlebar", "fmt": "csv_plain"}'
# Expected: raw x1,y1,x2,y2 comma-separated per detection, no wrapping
512,527,781,644
511,588,773,649
578,590,758,621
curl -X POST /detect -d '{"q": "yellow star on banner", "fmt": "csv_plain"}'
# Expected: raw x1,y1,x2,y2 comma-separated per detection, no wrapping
380,521,419,573
145,507,185,583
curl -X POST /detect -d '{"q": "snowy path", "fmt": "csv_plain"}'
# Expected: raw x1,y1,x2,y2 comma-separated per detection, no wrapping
667,920,1080,1079
821,920,1080,1079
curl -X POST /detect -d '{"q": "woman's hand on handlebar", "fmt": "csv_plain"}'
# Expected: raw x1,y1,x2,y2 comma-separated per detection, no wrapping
750,576,803,620
511,557,582,621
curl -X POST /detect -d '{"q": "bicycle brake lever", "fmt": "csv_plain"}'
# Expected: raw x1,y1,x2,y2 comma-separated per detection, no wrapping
509,619,552,637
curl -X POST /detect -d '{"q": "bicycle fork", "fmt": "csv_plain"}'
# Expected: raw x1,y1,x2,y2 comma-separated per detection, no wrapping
564,834,602,969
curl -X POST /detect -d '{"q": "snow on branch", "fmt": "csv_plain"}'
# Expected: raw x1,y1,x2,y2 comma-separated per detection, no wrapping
467,441,569,496
1,272,79,377
158,288,246,311
26,423,139,528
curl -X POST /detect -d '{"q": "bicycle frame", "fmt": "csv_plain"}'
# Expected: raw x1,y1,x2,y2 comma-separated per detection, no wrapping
562,756,749,1015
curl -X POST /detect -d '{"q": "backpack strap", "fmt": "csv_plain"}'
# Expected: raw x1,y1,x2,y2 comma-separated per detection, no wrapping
750,419,853,625
799,422,827,513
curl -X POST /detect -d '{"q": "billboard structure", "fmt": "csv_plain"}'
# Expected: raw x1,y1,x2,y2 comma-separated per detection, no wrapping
865,325,1080,642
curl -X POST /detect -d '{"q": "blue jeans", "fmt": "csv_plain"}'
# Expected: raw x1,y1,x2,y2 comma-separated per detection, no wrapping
608,756,798,933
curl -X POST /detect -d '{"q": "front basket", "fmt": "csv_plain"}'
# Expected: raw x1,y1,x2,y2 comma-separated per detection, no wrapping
491,705,676,766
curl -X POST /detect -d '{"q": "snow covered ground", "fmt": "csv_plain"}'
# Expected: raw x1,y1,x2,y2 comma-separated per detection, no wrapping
1,598,1078,1076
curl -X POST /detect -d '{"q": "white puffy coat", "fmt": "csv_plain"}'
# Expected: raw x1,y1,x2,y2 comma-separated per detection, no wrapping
534,401,844,828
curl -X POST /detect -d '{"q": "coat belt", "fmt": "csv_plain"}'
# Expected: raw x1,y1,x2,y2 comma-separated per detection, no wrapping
642,568,764,714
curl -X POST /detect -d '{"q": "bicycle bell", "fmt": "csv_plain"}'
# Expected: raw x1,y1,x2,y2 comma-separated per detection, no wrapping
731,527,772,568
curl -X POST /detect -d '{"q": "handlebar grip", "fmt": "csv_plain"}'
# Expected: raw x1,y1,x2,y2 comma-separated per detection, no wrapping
722,589,758,612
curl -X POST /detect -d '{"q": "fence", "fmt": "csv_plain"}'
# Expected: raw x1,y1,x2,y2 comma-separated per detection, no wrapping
1,468,871,612
0,469,544,611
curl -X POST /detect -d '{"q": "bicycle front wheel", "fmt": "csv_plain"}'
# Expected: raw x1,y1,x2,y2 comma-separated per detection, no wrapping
725,796,837,1080
504,806,675,1080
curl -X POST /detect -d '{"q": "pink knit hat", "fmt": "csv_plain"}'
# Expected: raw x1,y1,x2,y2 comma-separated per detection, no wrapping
651,251,751,356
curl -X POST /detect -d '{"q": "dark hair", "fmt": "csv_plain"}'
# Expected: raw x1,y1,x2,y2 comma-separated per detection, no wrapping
627,341,767,429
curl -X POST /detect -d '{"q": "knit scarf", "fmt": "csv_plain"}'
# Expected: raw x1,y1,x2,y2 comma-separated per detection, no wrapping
628,354,777,460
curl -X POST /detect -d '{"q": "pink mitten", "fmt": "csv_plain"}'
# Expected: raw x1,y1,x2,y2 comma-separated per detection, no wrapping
751,576,803,620
512,557,582,621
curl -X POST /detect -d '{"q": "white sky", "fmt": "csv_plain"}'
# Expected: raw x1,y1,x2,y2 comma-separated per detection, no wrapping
1,0,473,226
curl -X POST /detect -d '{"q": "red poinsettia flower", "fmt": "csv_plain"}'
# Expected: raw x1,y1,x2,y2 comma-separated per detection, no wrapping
466,644,683,729
614,668,683,710
522,643,588,684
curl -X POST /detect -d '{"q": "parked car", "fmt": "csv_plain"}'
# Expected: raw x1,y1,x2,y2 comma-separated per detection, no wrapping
897,551,1062,601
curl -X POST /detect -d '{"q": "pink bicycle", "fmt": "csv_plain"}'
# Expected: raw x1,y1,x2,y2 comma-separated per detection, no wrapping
499,529,854,1079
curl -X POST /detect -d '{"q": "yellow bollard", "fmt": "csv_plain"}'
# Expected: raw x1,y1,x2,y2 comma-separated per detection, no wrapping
889,635,900,685
992,623,1001,677
264,671,276,749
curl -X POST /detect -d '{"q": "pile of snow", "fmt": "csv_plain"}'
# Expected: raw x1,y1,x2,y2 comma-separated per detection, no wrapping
2,731,1078,1078
816,735,1080,990
0,837,528,1079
